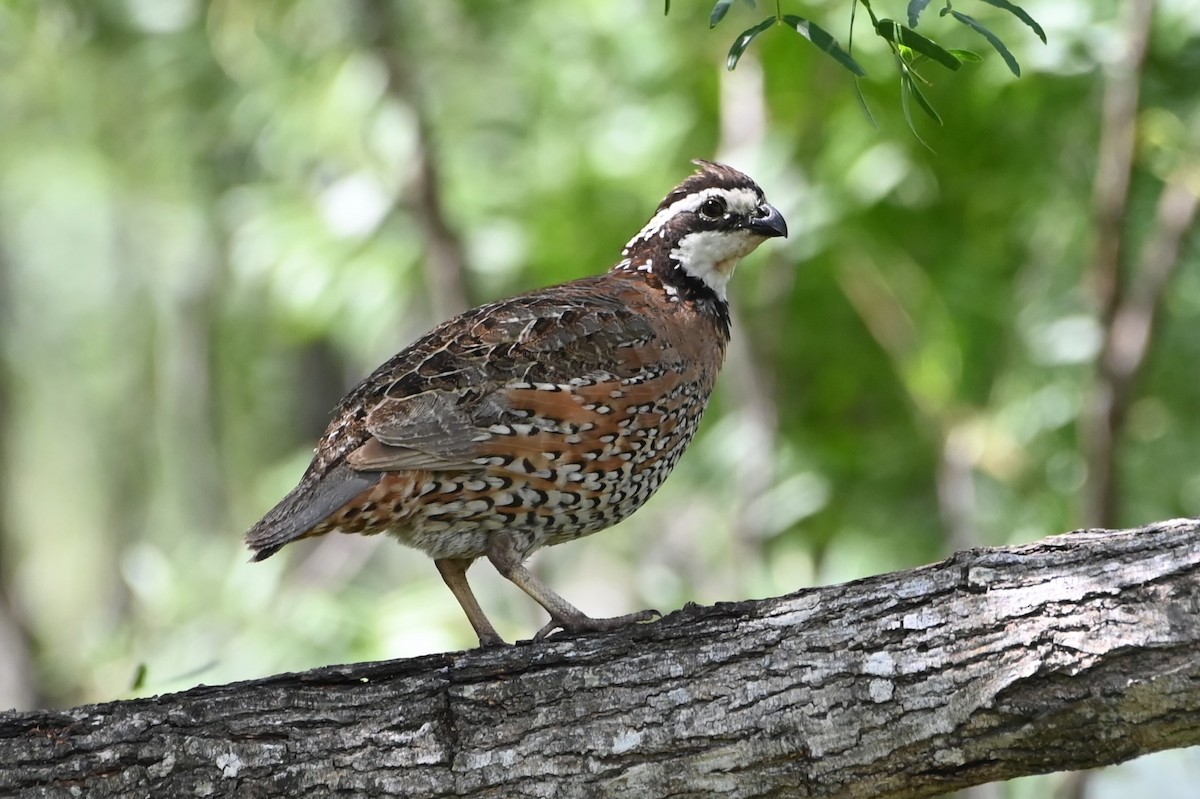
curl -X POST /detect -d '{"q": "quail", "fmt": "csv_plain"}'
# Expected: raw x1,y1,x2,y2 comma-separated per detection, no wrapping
245,161,787,646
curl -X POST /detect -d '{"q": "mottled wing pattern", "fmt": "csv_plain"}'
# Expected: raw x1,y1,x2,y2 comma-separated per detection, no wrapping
245,276,694,557
332,278,668,475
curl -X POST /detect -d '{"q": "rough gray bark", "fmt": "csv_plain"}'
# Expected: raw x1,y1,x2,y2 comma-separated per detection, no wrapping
2,519,1198,798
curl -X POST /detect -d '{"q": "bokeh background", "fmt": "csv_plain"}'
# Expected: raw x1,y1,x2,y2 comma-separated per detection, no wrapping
0,0,1197,795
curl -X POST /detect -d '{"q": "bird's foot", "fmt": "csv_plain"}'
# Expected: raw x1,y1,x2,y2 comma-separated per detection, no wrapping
533,608,661,641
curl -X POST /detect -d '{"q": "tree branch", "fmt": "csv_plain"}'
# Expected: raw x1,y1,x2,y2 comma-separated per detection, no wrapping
1099,174,1199,415
1083,171,1198,529
2,519,1198,798
366,0,473,320
1089,0,1155,324
1081,0,1161,529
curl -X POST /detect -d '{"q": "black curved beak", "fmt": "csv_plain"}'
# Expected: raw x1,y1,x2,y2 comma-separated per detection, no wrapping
744,203,788,238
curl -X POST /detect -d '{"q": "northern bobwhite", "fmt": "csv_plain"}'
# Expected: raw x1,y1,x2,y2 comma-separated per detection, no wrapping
245,161,787,646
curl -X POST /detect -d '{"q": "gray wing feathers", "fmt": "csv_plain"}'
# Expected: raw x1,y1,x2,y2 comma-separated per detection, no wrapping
244,463,380,560
346,438,479,471
345,390,501,472
365,392,489,454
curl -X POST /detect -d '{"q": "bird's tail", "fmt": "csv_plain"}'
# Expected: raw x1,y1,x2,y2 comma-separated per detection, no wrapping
245,463,380,560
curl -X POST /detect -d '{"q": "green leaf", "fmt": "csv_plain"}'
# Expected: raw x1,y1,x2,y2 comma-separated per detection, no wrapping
781,14,868,77
664,0,670,15
899,76,924,146
726,17,777,70
906,0,933,27
904,70,943,124
899,71,934,150
710,0,734,28
948,49,983,63
853,78,879,129
947,10,1021,76
977,0,1047,43
876,19,961,70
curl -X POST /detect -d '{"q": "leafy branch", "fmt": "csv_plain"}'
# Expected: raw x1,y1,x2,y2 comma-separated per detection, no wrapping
666,0,1046,138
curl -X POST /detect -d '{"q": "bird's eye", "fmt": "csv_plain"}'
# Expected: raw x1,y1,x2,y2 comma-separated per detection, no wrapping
698,197,726,219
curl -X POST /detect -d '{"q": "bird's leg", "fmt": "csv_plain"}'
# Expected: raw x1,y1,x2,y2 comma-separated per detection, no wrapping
434,558,507,648
485,533,659,641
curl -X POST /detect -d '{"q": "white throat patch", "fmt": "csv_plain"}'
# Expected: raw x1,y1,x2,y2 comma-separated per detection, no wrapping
668,228,763,299
622,186,767,300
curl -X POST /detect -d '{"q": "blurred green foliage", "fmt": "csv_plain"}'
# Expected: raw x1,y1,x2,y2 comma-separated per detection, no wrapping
0,2,1198,790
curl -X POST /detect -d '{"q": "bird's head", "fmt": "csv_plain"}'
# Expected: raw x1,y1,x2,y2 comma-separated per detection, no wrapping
621,160,787,301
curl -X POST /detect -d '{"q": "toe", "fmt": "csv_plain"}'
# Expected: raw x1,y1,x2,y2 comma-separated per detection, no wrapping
534,608,660,641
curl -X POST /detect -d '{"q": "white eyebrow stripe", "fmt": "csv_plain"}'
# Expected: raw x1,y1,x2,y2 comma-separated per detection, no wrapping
622,187,761,253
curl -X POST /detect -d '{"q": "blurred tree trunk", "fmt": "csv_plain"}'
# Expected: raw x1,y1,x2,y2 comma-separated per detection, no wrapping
1081,0,1157,531
716,53,778,593
2,519,1198,798
367,0,473,322
1073,5,1196,795
0,220,38,712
